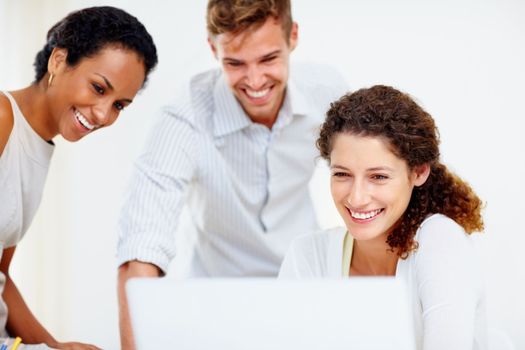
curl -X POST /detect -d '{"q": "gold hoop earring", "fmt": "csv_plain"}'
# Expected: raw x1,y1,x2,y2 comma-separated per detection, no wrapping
48,73,55,87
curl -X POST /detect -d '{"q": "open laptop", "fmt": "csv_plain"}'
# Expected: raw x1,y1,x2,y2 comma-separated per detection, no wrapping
127,277,416,350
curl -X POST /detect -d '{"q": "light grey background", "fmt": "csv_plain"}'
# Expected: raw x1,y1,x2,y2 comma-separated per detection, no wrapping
1,0,524,349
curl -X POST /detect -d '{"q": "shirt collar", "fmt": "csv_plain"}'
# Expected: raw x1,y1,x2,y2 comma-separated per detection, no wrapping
271,77,309,131
212,72,309,137
286,76,309,117
212,75,251,137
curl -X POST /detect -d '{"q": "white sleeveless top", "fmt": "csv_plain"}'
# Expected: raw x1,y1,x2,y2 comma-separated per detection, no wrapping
0,91,54,336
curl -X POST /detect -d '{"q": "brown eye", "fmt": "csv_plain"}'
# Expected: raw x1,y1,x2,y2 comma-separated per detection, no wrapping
92,83,104,95
114,101,124,111
262,56,276,63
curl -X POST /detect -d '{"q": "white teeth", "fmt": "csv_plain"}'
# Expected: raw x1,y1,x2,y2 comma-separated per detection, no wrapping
350,209,382,220
246,88,270,98
74,109,95,130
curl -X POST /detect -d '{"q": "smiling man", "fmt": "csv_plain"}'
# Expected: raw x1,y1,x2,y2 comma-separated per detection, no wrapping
116,1,348,348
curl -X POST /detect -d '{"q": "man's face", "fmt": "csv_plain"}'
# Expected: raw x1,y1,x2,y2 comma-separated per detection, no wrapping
209,18,298,128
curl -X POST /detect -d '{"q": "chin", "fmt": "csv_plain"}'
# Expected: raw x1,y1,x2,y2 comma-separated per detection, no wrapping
61,133,83,142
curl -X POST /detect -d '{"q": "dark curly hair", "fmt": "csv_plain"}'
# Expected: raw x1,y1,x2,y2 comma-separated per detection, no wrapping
318,85,484,258
33,6,157,85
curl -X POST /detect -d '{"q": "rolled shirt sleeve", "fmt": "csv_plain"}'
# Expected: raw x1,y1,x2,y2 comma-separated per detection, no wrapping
117,105,198,274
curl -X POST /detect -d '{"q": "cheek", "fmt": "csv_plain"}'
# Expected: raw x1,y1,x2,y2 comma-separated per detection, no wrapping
330,181,347,202
387,183,414,209
59,79,91,104
106,113,121,126
268,63,288,81
222,68,243,87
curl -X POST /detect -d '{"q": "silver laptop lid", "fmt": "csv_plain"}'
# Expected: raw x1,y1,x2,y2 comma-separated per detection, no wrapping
127,278,416,350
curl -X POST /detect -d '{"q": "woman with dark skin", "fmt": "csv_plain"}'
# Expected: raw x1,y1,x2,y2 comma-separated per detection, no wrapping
0,6,157,349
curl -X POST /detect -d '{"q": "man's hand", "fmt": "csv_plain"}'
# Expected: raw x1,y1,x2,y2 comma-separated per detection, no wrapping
118,261,162,350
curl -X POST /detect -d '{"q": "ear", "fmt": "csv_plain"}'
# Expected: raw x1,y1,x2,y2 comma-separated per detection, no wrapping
412,164,431,187
208,37,218,60
47,47,68,75
288,22,298,50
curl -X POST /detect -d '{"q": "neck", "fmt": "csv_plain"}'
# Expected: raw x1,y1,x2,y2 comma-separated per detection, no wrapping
255,116,277,130
247,87,287,130
10,82,57,141
254,113,277,129
350,237,399,276
247,105,279,130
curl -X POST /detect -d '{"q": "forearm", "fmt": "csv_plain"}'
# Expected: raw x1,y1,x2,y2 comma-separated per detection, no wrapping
118,261,162,350
3,274,58,347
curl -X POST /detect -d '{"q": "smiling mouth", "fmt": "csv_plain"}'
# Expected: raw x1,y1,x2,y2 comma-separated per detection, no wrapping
348,208,384,220
74,108,95,131
245,87,270,98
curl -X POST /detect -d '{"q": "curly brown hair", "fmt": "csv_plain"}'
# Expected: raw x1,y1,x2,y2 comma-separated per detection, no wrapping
318,85,484,258
207,0,293,40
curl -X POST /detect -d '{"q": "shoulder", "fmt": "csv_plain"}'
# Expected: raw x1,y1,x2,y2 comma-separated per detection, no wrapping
160,69,220,129
0,92,15,156
416,214,469,246
189,68,221,93
187,68,221,114
289,62,349,109
287,227,345,265
290,62,348,92
412,214,479,267
279,227,346,279
290,62,343,80
409,215,485,320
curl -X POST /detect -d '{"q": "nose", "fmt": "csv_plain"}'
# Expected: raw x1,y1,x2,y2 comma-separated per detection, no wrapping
92,100,114,126
245,64,265,90
346,179,370,208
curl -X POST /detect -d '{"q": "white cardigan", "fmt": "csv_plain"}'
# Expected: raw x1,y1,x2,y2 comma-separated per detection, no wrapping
279,214,487,350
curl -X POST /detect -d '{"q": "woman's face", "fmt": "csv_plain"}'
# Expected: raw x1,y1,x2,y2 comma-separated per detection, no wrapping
47,46,145,141
329,133,428,244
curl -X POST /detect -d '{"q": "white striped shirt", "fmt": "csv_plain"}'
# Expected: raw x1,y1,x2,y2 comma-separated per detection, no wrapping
117,63,348,277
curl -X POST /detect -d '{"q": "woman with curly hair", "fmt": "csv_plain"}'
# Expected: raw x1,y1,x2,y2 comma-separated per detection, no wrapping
279,85,486,349
0,6,157,349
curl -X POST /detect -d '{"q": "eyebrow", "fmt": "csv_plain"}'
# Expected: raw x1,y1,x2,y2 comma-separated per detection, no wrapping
331,164,350,170
330,164,394,172
260,50,281,60
95,73,133,103
222,50,281,64
95,73,114,90
223,57,243,64
367,166,394,172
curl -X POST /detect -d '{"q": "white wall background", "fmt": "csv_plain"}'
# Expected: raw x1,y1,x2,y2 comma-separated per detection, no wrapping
1,0,524,349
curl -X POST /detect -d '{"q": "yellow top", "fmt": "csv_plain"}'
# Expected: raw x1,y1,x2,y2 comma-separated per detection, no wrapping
342,231,354,277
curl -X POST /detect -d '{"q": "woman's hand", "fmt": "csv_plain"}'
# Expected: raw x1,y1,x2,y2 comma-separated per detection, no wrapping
2,248,101,350
53,342,102,350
